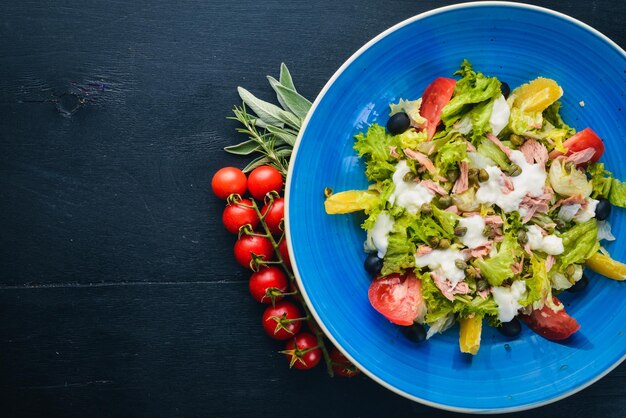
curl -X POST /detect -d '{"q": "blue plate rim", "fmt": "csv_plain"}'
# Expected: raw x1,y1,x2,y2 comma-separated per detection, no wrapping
284,1,626,413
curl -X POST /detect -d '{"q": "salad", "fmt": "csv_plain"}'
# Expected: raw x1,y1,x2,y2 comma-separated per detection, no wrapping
324,61,626,354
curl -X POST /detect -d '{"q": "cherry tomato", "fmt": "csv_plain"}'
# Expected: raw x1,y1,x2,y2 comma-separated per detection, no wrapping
520,296,580,341
233,235,274,268
261,198,285,235
278,239,292,268
283,332,321,370
222,199,259,234
211,167,247,199
548,127,605,163
330,347,360,377
368,273,426,326
419,77,457,139
262,300,303,340
249,266,288,304
248,166,283,200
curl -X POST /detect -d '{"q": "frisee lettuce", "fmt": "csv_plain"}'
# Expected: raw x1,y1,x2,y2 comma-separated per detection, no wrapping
474,234,522,286
440,60,502,142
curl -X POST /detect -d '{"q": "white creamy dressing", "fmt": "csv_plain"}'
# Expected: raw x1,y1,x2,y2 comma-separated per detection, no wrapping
575,197,598,223
475,150,546,214
458,215,489,249
526,225,564,255
489,95,511,136
365,212,394,258
414,249,467,285
491,280,527,322
388,160,435,214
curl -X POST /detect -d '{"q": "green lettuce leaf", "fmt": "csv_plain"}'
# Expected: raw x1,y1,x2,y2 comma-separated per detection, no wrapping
407,214,452,244
543,101,575,135
609,179,626,207
474,234,522,286
381,213,416,276
453,294,499,318
434,137,468,174
398,129,428,150
558,219,600,269
418,271,454,325
362,179,395,230
477,137,510,170
507,106,543,136
431,205,460,237
440,60,502,140
521,256,550,307
587,162,612,199
354,124,399,182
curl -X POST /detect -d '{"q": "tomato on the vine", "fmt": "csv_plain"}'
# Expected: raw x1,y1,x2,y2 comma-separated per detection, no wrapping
262,300,303,340
283,332,321,370
278,239,292,268
211,167,247,199
261,198,285,235
248,166,283,200
330,347,360,378
233,235,274,268
222,199,258,234
249,266,288,304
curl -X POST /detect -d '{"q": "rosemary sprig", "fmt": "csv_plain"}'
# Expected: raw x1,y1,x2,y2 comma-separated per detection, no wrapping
226,63,311,177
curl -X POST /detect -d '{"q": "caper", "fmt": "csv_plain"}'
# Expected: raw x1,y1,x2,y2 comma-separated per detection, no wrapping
477,279,489,292
437,195,452,209
323,187,333,198
455,259,467,270
508,164,522,177
403,171,417,182
482,225,492,237
454,226,467,237
446,169,459,183
510,134,525,147
565,264,576,277
468,168,479,184
517,230,528,245
478,168,490,182
554,218,566,230
429,236,440,248
421,203,433,216
464,267,476,280
438,238,451,249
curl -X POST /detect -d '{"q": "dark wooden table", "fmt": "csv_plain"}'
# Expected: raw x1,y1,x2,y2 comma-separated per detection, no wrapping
1,1,624,417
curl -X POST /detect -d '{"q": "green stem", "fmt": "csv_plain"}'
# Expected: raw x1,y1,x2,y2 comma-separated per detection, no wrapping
249,199,335,377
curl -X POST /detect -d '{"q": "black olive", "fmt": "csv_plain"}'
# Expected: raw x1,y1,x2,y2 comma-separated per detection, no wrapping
567,274,589,293
386,112,411,135
500,82,511,99
595,198,611,221
401,323,427,343
497,318,522,338
364,252,383,276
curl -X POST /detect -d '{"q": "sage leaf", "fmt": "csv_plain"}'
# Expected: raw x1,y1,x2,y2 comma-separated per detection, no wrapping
276,147,293,158
274,84,311,120
238,87,287,127
267,76,289,111
243,155,272,173
279,63,296,91
224,139,260,155
267,125,297,147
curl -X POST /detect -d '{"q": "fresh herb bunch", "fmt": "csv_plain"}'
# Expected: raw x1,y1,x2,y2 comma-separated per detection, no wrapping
227,64,311,176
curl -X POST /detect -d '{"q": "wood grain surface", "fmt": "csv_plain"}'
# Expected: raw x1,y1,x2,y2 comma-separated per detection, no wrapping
0,1,624,417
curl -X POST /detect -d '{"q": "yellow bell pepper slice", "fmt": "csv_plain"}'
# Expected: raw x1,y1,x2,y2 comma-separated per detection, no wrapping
324,190,378,214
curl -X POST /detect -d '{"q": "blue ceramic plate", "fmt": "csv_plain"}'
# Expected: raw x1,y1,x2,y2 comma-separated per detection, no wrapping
286,2,626,413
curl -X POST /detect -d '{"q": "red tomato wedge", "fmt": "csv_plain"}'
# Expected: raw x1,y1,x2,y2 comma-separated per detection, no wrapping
520,296,580,341
368,273,425,326
419,77,457,139
548,127,605,163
